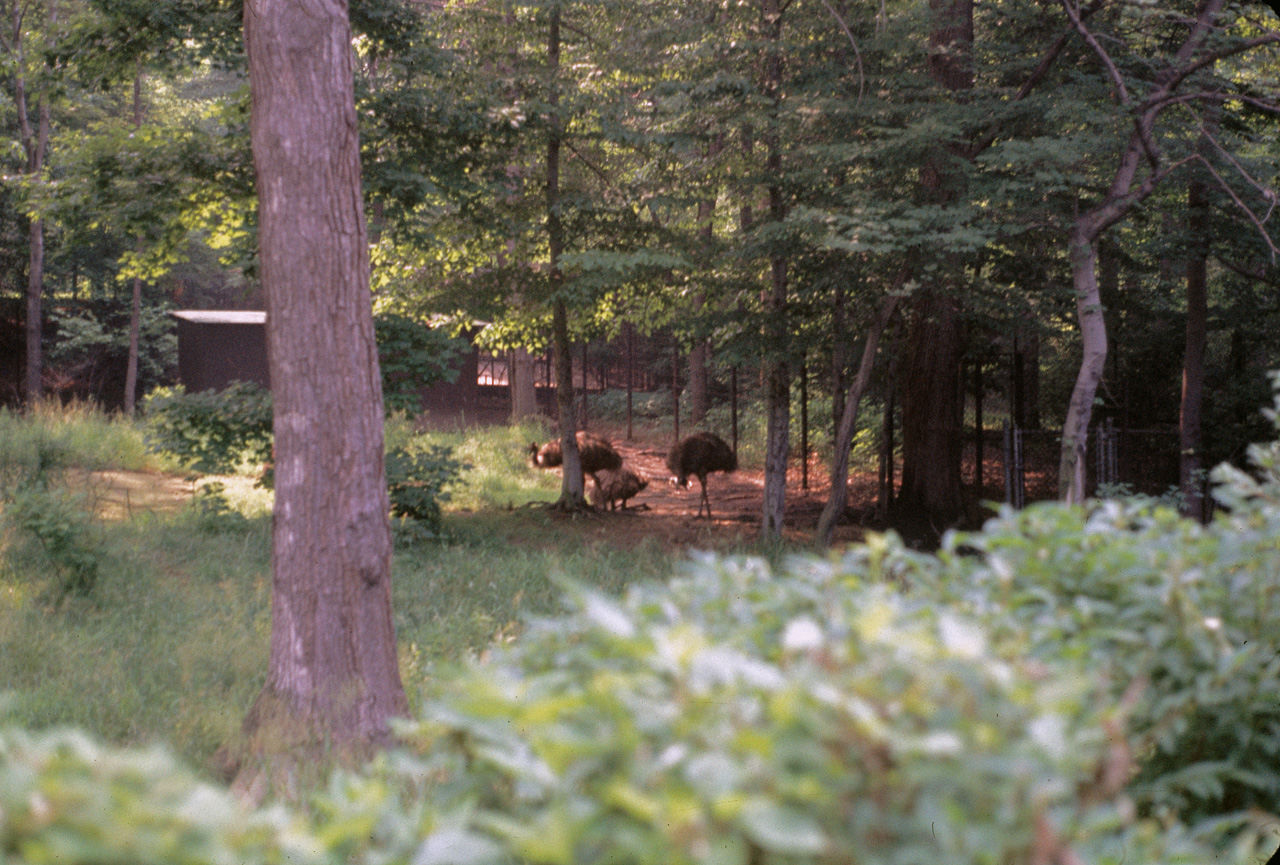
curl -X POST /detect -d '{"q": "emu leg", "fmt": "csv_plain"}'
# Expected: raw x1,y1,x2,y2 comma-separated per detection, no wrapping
698,476,711,519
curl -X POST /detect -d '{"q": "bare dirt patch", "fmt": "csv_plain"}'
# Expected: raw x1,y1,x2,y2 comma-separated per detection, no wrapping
74,470,195,521
541,425,876,551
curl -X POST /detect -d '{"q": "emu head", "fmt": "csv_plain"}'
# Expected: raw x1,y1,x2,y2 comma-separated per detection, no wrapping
669,473,690,489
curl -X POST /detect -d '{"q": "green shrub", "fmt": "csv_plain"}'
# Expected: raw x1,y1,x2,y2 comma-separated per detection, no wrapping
897,374,1280,827
323,561,1271,865
1,437,102,601
141,382,274,475
386,443,467,539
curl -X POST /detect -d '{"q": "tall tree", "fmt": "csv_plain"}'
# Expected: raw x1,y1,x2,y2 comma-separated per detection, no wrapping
239,0,406,773
2,0,55,405
759,0,790,540
1056,0,1280,503
890,0,971,542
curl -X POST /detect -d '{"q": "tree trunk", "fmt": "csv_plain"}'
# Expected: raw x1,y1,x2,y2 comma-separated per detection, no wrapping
546,5,584,509
1059,230,1107,504
25,213,43,403
123,276,142,413
239,0,406,775
891,0,972,542
1180,170,1209,521
510,347,538,421
123,66,144,415
760,0,789,540
688,335,709,427
817,294,898,546
688,192,716,427
831,279,848,442
1021,328,1041,429
11,0,51,406
894,292,964,538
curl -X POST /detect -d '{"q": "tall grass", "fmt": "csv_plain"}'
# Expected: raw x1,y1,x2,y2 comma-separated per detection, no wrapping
402,417,562,510
0,400,159,473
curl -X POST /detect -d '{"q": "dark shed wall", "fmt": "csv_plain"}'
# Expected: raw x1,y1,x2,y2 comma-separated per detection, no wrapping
172,313,269,392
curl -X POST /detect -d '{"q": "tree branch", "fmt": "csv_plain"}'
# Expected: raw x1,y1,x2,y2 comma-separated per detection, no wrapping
1061,0,1130,106
816,0,864,104
1190,151,1278,260
965,0,1105,158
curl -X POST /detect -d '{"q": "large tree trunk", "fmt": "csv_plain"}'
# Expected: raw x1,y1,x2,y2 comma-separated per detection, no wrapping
830,279,848,442
817,294,898,546
1180,169,1209,521
761,260,789,538
890,0,972,542
1059,231,1107,503
239,0,406,774
25,213,43,403
510,347,538,421
894,292,964,537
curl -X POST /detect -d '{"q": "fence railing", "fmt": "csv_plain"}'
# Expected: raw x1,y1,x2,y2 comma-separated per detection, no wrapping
1002,420,1178,507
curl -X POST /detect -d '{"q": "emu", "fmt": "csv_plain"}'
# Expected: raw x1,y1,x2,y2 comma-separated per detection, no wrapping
591,467,649,511
529,431,623,492
666,432,737,519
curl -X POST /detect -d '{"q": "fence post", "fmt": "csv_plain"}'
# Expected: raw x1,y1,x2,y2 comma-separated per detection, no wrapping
1003,420,1013,505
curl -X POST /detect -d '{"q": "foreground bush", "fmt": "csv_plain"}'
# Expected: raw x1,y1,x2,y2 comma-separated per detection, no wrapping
0,727,322,865
324,569,1271,865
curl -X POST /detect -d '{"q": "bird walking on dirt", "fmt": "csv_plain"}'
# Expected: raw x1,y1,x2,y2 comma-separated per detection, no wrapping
666,431,737,519
529,431,623,493
591,467,649,511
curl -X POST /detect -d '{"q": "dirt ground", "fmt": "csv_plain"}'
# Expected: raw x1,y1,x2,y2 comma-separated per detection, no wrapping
534,424,878,550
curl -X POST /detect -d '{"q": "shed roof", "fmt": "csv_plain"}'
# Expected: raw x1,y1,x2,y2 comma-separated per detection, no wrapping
170,310,266,325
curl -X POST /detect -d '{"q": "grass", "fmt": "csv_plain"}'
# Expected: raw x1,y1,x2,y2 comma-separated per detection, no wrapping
0,402,684,771
0,399,162,473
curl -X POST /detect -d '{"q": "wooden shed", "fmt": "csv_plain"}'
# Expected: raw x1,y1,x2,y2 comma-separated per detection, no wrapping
169,310,269,392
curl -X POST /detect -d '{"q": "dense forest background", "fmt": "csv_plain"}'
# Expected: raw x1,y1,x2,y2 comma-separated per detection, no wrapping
2,0,1278,539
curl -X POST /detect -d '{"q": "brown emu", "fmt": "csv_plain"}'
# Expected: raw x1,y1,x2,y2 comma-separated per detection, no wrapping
591,467,649,511
529,431,623,492
666,432,737,518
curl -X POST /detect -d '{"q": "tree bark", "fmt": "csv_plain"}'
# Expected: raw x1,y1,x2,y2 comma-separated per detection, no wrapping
817,294,898,546
891,0,971,542
1180,167,1209,521
895,292,964,537
239,0,406,772
688,186,717,427
760,0,789,540
510,347,538,421
545,5,584,509
1059,230,1107,503
830,279,848,442
123,65,144,415
10,0,51,406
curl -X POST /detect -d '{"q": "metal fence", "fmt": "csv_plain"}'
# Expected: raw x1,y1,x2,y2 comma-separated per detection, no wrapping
1003,420,1180,507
